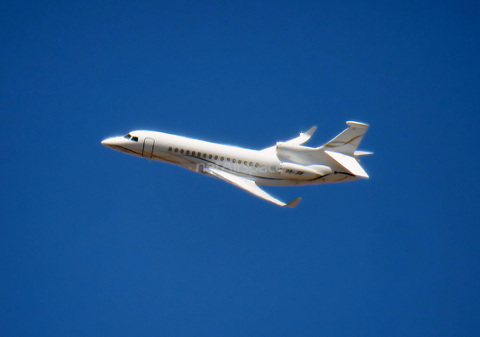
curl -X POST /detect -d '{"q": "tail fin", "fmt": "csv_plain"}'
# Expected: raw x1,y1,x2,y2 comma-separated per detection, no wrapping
320,121,371,178
323,121,369,155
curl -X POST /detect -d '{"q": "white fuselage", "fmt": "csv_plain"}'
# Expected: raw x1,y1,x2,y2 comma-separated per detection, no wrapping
102,130,358,186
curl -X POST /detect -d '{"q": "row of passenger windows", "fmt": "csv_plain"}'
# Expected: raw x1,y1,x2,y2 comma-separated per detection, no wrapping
168,147,260,167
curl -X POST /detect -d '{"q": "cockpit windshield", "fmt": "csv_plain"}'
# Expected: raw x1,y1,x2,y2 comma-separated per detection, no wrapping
123,134,139,142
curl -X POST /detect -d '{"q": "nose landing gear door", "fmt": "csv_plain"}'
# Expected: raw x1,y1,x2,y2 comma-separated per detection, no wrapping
142,138,155,159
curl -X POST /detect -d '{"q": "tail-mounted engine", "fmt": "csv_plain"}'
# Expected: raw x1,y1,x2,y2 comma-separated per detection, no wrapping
279,162,332,180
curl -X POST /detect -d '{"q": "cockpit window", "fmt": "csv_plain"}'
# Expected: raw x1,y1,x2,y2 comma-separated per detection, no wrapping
123,134,138,142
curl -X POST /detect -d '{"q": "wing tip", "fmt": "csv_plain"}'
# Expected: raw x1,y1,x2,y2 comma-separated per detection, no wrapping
303,126,317,136
283,197,302,208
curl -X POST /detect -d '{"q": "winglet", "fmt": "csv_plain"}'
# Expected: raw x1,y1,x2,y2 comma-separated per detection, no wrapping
283,197,302,208
261,126,317,152
303,126,317,138
292,126,317,146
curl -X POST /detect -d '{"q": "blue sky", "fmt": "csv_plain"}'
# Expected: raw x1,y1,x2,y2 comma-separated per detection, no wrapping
1,1,479,336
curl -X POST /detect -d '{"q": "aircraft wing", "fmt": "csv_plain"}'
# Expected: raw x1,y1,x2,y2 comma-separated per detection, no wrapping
261,126,317,153
204,167,301,208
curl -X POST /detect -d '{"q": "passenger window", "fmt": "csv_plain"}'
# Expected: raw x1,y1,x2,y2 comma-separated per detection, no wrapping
168,147,172,151
249,162,253,166
255,163,259,167
203,154,207,158
220,156,224,161
180,149,184,154
232,159,236,163
192,151,196,156
186,150,190,155
214,155,218,160
244,161,247,165
209,154,212,159
175,148,178,153
227,158,230,162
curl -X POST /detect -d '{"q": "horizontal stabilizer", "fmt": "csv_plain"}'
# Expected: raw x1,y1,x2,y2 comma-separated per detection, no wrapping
325,150,369,178
354,150,374,156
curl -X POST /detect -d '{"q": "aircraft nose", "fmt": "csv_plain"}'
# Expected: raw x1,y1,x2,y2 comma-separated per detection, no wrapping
101,137,117,147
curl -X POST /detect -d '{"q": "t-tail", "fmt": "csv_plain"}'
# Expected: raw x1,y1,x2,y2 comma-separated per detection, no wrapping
319,121,373,178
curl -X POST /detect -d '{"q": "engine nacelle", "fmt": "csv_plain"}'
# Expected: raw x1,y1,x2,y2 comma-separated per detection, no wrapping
279,163,332,180
276,142,315,163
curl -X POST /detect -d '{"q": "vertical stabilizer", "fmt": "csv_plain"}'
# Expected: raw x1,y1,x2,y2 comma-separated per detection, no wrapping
323,121,369,155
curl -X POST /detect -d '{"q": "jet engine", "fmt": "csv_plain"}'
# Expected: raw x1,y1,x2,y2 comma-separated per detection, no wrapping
279,162,332,180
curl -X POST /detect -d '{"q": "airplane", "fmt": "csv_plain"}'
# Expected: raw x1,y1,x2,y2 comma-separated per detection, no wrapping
101,121,372,207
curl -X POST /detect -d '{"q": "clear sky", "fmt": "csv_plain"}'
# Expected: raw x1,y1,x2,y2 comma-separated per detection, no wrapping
1,1,479,336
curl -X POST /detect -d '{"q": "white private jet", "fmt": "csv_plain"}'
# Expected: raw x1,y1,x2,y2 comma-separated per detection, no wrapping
101,121,372,207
